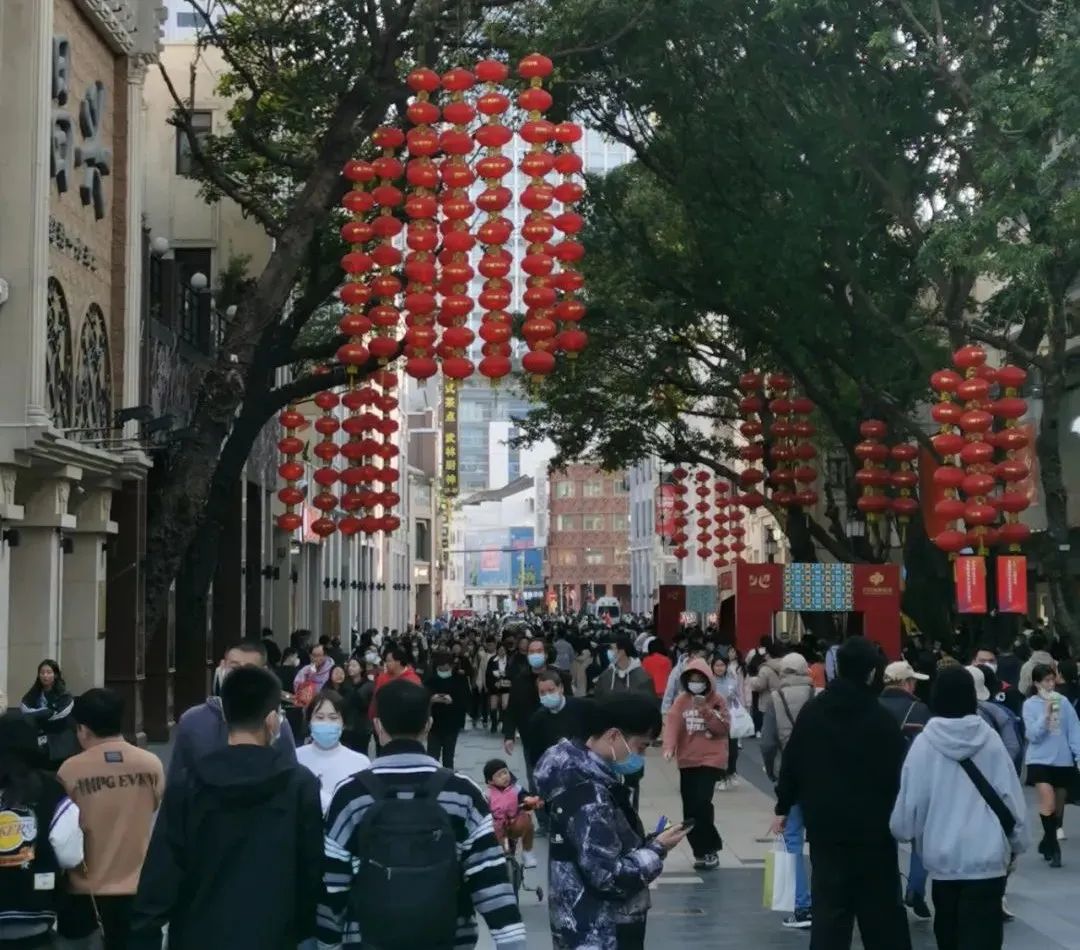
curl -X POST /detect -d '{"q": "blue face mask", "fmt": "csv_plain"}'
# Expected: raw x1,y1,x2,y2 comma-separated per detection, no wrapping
609,733,644,776
540,692,564,712
527,654,546,669
437,669,452,679
309,721,343,750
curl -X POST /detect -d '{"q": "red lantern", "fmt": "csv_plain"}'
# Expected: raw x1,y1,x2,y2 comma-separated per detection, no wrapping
276,403,307,533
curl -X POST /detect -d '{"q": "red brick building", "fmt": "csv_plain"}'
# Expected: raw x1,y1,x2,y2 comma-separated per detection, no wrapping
546,464,631,612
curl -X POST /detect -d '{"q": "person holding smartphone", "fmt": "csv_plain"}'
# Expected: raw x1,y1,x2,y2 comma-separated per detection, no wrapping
423,652,471,768
535,695,688,949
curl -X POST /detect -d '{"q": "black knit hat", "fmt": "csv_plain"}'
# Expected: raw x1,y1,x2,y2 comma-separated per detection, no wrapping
483,758,509,782
931,665,978,719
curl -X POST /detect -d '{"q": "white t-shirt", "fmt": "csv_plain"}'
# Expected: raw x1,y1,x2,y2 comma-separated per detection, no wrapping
296,743,371,813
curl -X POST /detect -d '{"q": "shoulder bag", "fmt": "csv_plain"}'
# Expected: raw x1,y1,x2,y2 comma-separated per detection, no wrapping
958,758,1016,839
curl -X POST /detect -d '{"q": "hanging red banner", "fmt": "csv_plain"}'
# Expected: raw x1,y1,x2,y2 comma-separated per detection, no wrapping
955,556,987,614
996,555,1028,614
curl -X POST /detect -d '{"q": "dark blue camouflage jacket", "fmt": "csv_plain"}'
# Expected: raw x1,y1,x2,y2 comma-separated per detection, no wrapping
534,739,664,949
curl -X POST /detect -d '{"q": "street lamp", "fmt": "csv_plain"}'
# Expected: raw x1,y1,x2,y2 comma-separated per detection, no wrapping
189,271,209,292
846,513,866,541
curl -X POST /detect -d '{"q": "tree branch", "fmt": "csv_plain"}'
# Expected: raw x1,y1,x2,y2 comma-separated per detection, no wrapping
158,61,283,234
967,323,1051,372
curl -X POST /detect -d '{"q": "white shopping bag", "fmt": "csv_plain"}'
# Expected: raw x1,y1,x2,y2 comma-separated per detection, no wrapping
762,838,796,912
729,704,755,740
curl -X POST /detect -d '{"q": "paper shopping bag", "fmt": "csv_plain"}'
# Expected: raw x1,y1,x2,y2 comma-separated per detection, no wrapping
762,838,796,912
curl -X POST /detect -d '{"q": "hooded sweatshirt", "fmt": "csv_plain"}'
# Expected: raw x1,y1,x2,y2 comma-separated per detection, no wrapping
773,665,816,751
166,697,296,787
1018,649,1055,696
890,715,1026,879
534,739,664,949
1022,690,1080,766
593,657,654,699
663,659,729,770
129,744,323,950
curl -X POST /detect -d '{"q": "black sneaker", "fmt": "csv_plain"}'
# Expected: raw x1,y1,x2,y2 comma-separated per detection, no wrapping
905,892,932,920
701,852,720,870
782,910,812,929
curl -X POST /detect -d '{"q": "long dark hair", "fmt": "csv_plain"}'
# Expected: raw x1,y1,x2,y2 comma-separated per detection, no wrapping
23,659,67,708
0,713,44,808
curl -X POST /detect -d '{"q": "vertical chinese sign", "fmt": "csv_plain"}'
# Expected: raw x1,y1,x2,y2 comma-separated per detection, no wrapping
441,379,459,498
955,555,988,614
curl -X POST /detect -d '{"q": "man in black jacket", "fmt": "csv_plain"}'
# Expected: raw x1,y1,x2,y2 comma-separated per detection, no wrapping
879,660,932,919
503,640,572,830
129,667,322,950
772,637,911,950
524,671,587,768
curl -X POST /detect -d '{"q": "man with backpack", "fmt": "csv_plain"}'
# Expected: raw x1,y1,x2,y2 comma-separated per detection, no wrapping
879,661,932,920
318,679,526,950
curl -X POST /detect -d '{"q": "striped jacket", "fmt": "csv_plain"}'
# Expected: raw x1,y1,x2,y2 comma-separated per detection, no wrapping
316,740,526,949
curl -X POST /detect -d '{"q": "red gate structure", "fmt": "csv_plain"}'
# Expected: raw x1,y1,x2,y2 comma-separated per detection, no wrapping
735,562,902,659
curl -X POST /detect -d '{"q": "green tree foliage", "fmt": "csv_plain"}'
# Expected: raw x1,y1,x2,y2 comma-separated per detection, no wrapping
522,0,1080,640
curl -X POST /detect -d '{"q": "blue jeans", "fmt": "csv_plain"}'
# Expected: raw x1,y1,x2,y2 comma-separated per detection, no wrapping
907,845,927,898
784,803,811,913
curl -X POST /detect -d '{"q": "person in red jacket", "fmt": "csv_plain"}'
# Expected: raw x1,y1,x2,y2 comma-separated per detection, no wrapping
368,645,422,729
641,640,673,699
663,657,729,870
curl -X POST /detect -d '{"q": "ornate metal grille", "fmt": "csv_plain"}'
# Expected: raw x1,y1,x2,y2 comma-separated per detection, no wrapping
74,303,113,437
46,278,74,427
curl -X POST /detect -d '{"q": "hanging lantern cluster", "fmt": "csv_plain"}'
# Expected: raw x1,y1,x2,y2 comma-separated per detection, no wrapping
438,66,477,382
766,374,797,506
693,470,712,560
790,394,818,508
736,372,767,497
992,364,1031,549
309,391,341,538
855,419,890,521
889,442,919,532
713,478,730,568
402,67,442,381
338,158,375,369
954,346,998,553
474,58,515,383
369,125,406,365
928,366,967,553
552,120,586,357
518,52,559,381
275,406,306,532
671,466,689,559
373,368,402,534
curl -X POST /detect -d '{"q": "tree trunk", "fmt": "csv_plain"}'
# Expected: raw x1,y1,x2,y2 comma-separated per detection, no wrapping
1035,319,1080,647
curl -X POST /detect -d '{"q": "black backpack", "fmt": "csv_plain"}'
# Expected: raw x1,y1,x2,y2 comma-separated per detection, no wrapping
349,769,461,949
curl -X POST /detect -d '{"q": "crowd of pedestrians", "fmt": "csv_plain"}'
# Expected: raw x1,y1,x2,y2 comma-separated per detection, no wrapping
0,614,1078,950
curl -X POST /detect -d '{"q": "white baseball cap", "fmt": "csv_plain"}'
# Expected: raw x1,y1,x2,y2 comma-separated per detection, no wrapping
884,660,929,684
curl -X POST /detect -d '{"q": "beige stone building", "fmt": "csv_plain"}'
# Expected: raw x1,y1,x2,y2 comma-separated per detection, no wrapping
0,0,164,729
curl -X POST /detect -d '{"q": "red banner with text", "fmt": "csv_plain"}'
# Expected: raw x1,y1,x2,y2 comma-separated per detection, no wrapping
955,556,988,614
996,555,1028,614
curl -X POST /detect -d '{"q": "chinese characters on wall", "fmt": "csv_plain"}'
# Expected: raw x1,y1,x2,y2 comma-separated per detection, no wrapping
50,36,111,220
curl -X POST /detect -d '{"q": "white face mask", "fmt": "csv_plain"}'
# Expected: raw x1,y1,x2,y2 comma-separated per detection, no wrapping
687,680,708,695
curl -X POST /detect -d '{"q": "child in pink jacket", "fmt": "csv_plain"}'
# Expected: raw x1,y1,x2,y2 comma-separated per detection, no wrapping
663,656,729,869
484,758,541,868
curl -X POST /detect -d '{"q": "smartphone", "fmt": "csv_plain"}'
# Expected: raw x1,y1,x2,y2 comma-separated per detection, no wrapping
676,819,696,832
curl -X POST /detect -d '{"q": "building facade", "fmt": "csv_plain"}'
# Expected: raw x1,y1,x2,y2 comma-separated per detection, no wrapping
546,464,631,611
0,0,164,727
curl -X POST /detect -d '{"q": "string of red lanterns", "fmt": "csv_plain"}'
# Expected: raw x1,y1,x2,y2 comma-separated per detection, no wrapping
694,469,712,560
437,66,477,382
276,407,306,532
671,466,689,559
790,394,818,508
993,365,1032,549
402,67,442,382
518,52,559,381
855,419,890,522
474,58,515,384
889,442,919,532
713,478,730,568
552,120,586,358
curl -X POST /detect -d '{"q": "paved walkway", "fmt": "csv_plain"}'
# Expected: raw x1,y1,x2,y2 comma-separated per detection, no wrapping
153,725,1080,948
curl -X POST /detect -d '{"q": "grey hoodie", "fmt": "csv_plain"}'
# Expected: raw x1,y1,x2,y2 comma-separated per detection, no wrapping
593,658,653,699
167,697,297,787
890,715,1026,880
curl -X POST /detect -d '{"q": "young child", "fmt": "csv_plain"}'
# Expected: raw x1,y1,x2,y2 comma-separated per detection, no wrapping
484,758,541,869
